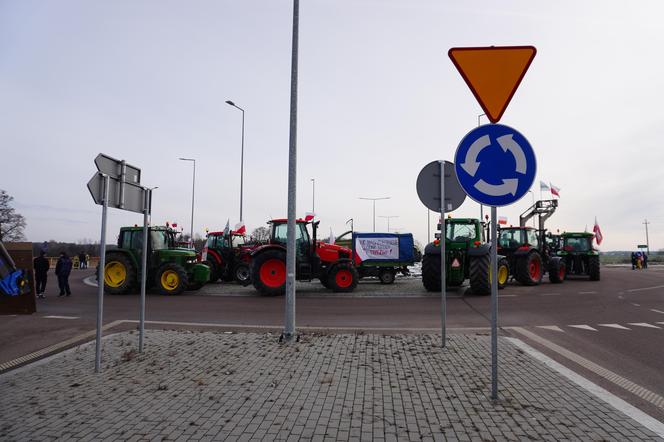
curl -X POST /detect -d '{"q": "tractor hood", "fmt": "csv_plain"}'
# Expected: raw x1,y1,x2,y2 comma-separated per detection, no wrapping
316,241,352,263
159,249,197,259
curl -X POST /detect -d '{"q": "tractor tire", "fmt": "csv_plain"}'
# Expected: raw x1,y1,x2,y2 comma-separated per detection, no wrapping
378,269,396,284
327,262,359,292
104,252,136,295
234,263,252,286
421,253,441,292
515,251,543,286
589,255,600,281
469,253,491,295
548,257,566,284
319,268,331,289
203,260,220,283
155,263,188,295
497,257,510,290
252,249,287,296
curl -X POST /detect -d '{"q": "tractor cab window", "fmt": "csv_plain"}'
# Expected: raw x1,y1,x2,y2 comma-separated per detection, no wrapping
151,230,169,250
526,230,539,248
446,222,476,242
499,229,523,248
273,223,309,256
120,231,133,249
206,235,217,249
564,237,590,252
232,235,246,248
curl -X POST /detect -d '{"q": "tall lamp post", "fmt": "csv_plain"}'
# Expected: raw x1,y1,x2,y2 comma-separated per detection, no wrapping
358,196,390,232
226,100,245,222
527,190,536,228
311,178,315,214
379,215,399,233
179,158,196,247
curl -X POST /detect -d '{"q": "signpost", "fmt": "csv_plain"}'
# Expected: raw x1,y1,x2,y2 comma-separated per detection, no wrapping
87,154,149,372
417,160,465,348
637,245,648,249
448,45,537,400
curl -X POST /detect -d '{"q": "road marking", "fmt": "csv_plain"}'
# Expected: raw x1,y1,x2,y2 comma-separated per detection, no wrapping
536,325,564,332
650,309,664,315
506,333,664,438
43,315,79,320
631,303,641,307
626,285,664,293
578,291,597,295
538,293,560,296
598,324,631,330
657,322,664,326
628,323,661,329
568,325,597,331
83,276,98,287
497,294,517,297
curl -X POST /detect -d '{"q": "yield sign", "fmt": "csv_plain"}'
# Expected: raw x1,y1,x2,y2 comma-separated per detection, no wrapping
448,46,536,123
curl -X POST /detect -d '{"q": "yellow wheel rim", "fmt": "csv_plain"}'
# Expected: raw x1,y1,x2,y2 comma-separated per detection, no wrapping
104,261,127,287
160,270,180,291
498,265,509,285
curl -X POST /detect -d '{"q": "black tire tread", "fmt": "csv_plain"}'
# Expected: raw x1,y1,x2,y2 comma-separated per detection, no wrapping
155,262,188,295
421,253,441,292
515,251,543,286
251,249,287,296
469,253,490,295
589,255,600,281
328,262,359,292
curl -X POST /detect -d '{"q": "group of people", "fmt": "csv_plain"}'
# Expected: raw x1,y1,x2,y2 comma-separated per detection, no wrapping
33,251,81,298
631,251,648,270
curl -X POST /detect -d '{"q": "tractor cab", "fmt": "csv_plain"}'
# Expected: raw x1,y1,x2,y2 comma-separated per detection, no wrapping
497,227,540,252
202,230,252,284
561,233,594,253
557,232,600,280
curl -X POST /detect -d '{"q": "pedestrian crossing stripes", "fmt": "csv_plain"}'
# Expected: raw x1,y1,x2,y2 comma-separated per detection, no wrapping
536,322,663,332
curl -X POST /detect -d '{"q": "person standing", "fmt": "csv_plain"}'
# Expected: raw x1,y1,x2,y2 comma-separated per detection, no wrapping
55,252,72,297
78,251,87,269
33,251,50,299
643,253,648,269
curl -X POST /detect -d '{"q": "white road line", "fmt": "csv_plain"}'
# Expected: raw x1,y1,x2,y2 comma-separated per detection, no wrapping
497,294,517,297
598,324,631,330
631,303,641,307
536,325,565,332
650,309,664,315
657,322,664,326
626,285,664,293
42,315,79,320
568,324,598,331
538,293,561,296
628,323,661,329
578,291,597,295
506,333,664,438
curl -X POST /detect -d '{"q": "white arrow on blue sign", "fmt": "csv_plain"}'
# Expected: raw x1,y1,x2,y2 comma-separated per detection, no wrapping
454,124,536,207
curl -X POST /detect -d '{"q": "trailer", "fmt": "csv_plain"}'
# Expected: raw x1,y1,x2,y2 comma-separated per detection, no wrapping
336,231,417,284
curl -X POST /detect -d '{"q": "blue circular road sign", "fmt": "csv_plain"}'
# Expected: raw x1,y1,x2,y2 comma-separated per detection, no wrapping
454,124,536,207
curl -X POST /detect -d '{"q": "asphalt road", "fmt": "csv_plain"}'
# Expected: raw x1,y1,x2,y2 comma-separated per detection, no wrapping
2,265,663,420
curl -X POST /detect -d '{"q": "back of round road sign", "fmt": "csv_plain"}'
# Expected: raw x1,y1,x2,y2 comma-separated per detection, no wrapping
416,160,466,212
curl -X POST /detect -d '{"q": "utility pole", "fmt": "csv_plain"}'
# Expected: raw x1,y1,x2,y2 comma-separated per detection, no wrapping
644,219,650,255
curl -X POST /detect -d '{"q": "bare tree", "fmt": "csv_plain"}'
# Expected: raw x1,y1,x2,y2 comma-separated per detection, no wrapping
250,226,270,243
0,190,26,241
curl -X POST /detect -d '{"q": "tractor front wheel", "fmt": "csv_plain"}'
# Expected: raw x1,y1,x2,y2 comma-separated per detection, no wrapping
548,257,566,284
234,263,252,286
104,252,136,295
203,260,220,283
155,263,189,295
252,250,287,296
421,253,441,292
497,257,510,289
515,251,543,286
589,255,600,281
328,262,359,292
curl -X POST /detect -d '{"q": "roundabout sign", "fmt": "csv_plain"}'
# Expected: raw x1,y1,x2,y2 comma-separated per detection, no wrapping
454,124,536,207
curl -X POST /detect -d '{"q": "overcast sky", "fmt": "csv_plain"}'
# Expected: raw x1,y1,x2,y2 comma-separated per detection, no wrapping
2,0,663,251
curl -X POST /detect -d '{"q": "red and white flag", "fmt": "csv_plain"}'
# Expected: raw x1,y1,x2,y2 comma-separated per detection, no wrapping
593,217,603,245
498,216,508,225
329,228,335,245
304,212,315,222
234,221,246,235
550,183,561,197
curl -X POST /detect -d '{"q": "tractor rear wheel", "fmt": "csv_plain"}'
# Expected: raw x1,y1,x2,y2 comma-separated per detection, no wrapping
234,263,252,286
469,253,490,295
421,253,441,292
328,262,359,292
589,255,600,281
515,251,543,286
548,257,566,284
252,250,287,296
203,260,220,283
155,263,188,295
378,269,396,284
104,252,135,295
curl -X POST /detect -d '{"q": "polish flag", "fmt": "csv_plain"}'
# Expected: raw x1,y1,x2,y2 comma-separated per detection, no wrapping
304,212,315,222
234,221,246,235
498,216,508,225
550,183,561,197
540,181,550,191
172,222,178,228
329,228,335,245
593,218,603,245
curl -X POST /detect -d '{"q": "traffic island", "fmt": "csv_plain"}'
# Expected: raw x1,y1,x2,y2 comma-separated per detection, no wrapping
0,331,661,440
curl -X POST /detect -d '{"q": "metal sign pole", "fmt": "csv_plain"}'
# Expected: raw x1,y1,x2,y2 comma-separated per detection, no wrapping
95,174,109,373
139,188,150,353
439,161,446,348
283,0,299,342
490,206,499,399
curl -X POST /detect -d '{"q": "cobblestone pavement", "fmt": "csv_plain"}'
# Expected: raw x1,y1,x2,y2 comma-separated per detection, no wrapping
1,331,661,441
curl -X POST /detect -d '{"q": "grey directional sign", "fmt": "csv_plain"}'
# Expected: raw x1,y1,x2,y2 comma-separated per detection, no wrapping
95,153,141,185
416,160,466,212
87,172,147,214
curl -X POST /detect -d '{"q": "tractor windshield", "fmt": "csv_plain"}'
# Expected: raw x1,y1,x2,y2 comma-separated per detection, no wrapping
446,222,477,242
563,237,591,252
232,235,246,248
499,229,524,248
151,230,170,250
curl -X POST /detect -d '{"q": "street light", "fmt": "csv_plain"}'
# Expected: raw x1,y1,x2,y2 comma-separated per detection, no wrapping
527,190,536,228
358,196,390,232
226,100,245,222
178,158,196,248
310,178,315,214
379,215,399,232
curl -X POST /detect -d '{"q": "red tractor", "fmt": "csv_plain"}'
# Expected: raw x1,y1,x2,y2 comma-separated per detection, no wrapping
250,218,359,296
202,230,255,285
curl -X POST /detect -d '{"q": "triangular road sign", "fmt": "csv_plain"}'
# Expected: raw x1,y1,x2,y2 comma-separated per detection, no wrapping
448,46,536,123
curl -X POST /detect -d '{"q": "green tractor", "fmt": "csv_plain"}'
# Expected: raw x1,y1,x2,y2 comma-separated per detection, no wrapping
557,232,600,281
422,217,509,295
103,226,210,295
